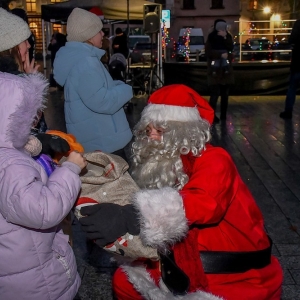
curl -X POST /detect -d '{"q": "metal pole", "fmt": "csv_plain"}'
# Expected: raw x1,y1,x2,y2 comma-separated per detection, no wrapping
42,19,46,69
158,24,163,86
127,0,130,35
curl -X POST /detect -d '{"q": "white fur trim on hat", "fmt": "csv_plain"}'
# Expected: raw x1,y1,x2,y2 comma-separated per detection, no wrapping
132,187,188,252
142,104,201,123
121,265,224,300
67,7,103,42
0,8,31,52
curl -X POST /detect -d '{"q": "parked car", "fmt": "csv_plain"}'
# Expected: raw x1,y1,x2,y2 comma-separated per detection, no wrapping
176,28,205,62
128,35,151,51
232,43,253,61
130,42,157,64
271,41,292,61
247,38,272,61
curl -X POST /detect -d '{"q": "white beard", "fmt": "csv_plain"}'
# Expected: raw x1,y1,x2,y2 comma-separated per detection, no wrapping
131,140,188,190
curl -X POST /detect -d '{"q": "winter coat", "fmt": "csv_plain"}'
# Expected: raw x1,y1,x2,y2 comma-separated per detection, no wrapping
205,31,234,86
127,145,283,299
112,33,129,58
53,41,133,153
289,19,300,73
0,72,81,300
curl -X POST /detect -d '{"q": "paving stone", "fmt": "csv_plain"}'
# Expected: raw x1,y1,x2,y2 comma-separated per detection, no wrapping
289,269,300,285
276,244,300,256
281,285,300,300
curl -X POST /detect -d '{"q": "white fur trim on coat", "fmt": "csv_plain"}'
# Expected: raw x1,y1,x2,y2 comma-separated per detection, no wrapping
121,265,224,300
142,104,201,123
132,187,188,252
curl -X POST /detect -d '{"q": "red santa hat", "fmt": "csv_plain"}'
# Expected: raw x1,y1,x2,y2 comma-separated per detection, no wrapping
145,84,214,124
89,7,104,20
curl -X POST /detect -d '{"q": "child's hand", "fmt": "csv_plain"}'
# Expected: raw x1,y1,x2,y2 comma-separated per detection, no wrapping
23,52,40,74
67,151,87,170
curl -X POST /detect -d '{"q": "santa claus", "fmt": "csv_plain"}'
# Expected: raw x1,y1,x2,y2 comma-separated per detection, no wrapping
80,84,283,300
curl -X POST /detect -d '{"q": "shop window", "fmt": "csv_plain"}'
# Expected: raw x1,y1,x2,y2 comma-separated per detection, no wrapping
248,0,258,10
211,0,224,9
26,0,36,12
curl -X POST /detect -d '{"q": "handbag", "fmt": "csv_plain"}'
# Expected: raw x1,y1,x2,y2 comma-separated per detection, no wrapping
75,151,158,260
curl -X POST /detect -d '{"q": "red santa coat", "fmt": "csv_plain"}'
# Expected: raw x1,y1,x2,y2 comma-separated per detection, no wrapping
114,145,283,300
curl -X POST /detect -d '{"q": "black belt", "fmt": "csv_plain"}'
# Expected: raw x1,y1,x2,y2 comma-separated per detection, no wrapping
200,237,272,274
160,238,272,295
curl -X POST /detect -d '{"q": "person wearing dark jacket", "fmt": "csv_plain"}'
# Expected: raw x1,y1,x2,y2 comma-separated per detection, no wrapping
279,19,300,119
205,19,234,123
112,27,129,58
48,32,67,68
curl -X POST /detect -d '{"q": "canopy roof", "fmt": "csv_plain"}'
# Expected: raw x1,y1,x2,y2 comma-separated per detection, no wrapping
41,0,154,22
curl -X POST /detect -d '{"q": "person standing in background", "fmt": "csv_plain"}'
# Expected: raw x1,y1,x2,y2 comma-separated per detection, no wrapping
205,19,234,124
112,27,129,59
48,32,67,69
100,29,111,66
279,19,300,119
54,8,133,160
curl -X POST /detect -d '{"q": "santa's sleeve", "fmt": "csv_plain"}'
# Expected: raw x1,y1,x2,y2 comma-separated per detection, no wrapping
131,147,238,251
132,187,188,252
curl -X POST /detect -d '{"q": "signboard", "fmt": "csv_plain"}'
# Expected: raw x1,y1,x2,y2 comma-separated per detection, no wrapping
161,10,170,28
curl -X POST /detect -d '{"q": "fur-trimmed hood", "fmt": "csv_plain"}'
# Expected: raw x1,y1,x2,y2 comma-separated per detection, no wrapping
0,72,48,150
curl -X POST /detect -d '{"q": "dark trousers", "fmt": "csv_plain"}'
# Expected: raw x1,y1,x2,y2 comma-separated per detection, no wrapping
209,84,230,119
284,72,300,112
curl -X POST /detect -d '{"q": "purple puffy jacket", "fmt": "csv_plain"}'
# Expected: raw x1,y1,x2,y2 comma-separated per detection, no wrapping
0,72,81,299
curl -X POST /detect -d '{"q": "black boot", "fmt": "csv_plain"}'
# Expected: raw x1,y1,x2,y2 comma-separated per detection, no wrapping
220,113,226,121
279,111,292,119
213,115,220,124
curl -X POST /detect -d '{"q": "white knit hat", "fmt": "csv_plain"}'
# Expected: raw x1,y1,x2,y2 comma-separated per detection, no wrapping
0,8,31,52
67,8,103,42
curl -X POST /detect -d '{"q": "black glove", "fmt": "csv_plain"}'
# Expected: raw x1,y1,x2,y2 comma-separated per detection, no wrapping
35,133,70,158
79,203,140,247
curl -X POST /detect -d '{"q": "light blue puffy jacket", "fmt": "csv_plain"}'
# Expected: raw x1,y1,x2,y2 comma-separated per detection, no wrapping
54,42,133,153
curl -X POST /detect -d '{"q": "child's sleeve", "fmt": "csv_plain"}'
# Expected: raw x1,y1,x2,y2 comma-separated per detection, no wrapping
0,160,81,229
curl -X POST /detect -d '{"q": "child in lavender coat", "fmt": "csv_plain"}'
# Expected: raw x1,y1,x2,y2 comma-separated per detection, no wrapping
0,72,87,299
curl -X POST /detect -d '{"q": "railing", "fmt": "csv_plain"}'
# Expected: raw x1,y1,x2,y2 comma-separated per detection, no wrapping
233,19,296,62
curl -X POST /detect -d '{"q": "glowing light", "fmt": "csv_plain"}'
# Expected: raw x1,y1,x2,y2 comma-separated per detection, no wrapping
263,7,271,14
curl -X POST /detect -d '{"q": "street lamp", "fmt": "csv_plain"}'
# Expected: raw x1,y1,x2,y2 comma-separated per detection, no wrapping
263,7,271,14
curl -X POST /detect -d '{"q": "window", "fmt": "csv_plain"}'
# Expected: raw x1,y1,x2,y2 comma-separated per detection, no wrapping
26,0,36,12
211,0,224,9
182,0,195,10
248,0,258,10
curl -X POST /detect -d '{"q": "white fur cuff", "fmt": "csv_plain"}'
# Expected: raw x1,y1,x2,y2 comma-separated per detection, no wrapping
132,187,188,251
